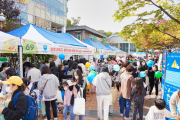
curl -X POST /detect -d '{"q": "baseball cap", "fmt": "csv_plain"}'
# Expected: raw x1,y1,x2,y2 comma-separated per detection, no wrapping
2,76,23,86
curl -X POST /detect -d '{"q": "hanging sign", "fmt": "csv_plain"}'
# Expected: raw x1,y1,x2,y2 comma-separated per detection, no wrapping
50,44,93,55
0,38,18,53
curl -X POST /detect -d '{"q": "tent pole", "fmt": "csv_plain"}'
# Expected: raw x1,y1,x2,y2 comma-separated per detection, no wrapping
19,46,23,78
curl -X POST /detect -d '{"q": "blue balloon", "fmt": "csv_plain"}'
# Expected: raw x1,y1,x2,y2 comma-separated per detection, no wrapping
147,60,154,67
139,71,146,78
59,54,65,60
89,65,95,71
87,73,96,83
114,65,120,72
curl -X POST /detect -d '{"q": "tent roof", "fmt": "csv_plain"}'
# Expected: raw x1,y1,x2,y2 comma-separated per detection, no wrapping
70,36,95,49
8,24,86,47
106,44,117,51
112,46,125,53
96,42,113,50
83,39,101,49
0,31,18,40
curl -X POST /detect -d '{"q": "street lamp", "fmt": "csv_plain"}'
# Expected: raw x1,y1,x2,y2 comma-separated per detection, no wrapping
0,12,5,21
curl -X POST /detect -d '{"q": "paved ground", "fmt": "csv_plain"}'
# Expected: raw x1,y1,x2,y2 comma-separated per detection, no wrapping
38,90,160,120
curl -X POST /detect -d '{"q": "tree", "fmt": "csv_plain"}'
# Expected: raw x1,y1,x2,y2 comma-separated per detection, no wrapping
113,0,180,50
0,0,20,19
67,17,81,27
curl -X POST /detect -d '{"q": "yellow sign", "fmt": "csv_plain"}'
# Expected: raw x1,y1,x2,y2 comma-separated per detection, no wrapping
171,60,178,68
13,0,29,4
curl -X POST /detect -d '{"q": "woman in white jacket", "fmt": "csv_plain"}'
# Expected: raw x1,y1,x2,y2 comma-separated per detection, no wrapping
170,90,180,119
38,66,60,120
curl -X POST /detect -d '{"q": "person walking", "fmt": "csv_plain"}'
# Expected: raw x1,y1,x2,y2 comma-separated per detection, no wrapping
131,77,146,120
148,65,159,99
93,66,111,120
38,66,59,120
62,81,72,120
120,65,135,120
69,69,87,120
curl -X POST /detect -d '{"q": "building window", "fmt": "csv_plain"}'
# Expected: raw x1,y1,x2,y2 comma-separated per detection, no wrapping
89,34,97,42
130,43,136,53
120,43,129,53
77,33,81,40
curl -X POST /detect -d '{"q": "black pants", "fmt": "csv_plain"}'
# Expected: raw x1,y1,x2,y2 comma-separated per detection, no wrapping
45,100,57,120
133,102,143,120
149,80,159,95
116,82,119,91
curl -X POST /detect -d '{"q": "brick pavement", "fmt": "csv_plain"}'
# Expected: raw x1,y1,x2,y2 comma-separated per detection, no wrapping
37,91,160,120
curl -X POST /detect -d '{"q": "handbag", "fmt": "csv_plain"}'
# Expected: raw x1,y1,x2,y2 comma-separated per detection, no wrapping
41,80,48,95
56,88,63,103
73,88,85,115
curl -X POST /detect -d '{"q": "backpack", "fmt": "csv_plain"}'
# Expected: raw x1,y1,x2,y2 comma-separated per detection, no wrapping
13,92,38,120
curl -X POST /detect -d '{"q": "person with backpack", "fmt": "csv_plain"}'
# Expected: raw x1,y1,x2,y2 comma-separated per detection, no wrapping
92,66,112,120
21,77,35,95
38,66,59,120
69,69,87,120
0,76,27,120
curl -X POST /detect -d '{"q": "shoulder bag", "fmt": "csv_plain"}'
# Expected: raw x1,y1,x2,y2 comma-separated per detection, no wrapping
41,80,48,95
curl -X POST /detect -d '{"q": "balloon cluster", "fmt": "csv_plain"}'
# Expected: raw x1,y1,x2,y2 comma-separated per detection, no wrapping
85,62,98,83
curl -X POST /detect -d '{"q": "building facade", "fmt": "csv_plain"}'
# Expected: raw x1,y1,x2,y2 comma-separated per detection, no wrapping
57,26,107,42
107,35,137,54
14,0,67,31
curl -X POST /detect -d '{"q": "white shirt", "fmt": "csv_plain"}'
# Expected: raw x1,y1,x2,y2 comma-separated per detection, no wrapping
33,89,40,101
145,105,173,120
27,68,41,82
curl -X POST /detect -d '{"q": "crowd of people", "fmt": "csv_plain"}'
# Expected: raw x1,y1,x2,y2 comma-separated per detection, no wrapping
0,55,179,120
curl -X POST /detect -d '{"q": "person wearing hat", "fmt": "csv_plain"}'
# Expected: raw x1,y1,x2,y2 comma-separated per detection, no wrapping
93,66,112,120
0,76,27,120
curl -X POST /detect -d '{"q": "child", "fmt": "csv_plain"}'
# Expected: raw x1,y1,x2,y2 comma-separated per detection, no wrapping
109,80,117,116
145,99,174,120
33,82,46,118
63,81,72,120
131,77,146,120
0,93,7,120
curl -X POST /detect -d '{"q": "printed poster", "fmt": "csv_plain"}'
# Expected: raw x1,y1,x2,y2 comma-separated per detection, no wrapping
163,53,180,120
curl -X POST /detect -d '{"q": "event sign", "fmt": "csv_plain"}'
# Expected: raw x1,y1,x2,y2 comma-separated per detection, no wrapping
50,44,93,55
163,53,180,120
0,38,18,53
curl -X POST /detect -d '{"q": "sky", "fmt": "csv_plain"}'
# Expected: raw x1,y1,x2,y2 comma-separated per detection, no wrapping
67,0,158,33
